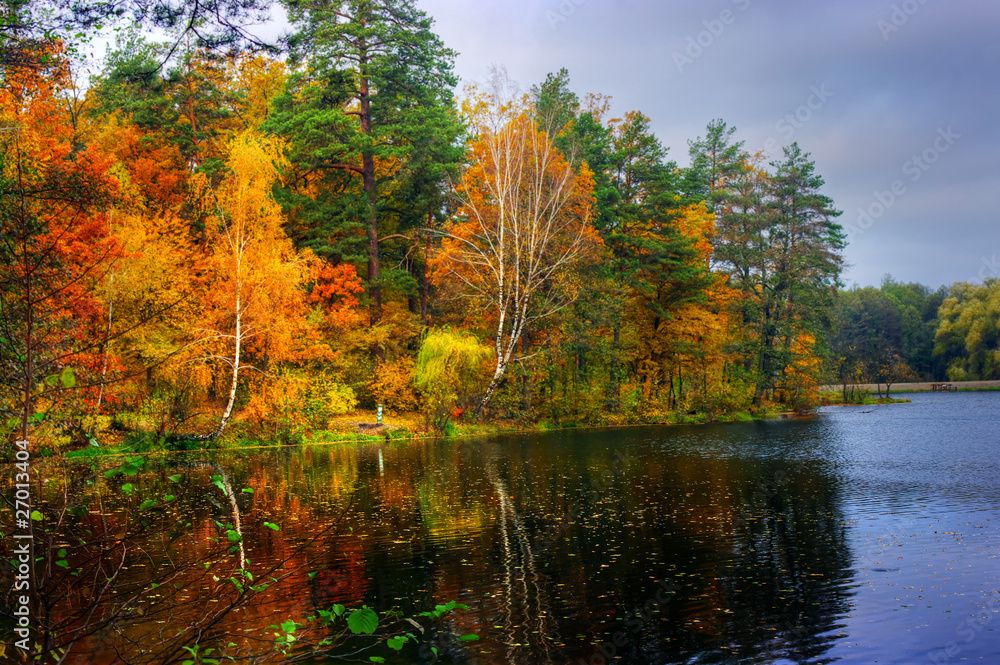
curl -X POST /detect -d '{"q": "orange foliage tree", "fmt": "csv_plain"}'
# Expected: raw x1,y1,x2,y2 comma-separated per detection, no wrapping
0,44,125,441
434,71,601,415
188,131,321,440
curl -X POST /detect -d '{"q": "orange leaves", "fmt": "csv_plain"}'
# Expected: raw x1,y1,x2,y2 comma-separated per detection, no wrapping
194,130,323,365
309,262,365,328
89,115,187,210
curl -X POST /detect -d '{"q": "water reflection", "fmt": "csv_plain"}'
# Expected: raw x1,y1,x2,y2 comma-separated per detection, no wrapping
17,397,1000,663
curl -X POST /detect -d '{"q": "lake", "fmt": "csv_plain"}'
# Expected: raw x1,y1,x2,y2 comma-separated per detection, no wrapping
19,391,1000,663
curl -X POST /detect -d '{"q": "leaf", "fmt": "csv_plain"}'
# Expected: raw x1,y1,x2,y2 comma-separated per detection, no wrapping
104,468,121,478
57,548,67,558
386,635,409,651
139,499,157,511
168,474,183,483
264,522,279,531
60,367,76,388
241,487,254,493
332,604,346,617
347,607,378,635
121,483,134,494
30,511,43,521
280,620,298,634
55,560,69,569
458,633,479,641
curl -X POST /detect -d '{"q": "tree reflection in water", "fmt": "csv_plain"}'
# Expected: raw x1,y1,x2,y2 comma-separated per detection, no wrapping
12,423,857,664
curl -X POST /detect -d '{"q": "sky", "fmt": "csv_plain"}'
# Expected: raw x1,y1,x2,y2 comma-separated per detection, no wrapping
412,0,1000,289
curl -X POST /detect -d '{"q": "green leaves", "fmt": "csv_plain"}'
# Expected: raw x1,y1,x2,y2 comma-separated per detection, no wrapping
210,474,227,494
419,599,467,620
346,606,378,635
60,367,76,389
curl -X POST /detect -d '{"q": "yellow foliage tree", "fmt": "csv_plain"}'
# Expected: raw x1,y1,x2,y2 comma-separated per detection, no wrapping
189,131,321,440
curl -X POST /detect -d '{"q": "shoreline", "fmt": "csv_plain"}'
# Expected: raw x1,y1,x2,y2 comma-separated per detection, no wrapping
817,380,1000,393
47,383,1000,460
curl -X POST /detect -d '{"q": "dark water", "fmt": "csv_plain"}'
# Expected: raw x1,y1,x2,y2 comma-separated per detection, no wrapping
19,392,1000,663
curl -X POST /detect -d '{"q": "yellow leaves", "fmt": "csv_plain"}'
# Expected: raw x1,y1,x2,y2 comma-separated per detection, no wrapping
196,131,324,365
224,54,288,131
369,357,419,413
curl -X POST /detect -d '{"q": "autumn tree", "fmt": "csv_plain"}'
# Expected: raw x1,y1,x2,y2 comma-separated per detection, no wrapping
188,131,319,441
413,328,492,431
694,129,845,406
269,0,463,325
434,71,601,416
0,46,123,441
934,279,1000,381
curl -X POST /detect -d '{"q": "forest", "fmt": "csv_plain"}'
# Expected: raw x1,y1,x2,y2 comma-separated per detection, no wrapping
2,0,998,452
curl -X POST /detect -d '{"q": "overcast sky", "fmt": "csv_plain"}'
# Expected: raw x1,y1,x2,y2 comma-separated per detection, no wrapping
415,0,1000,289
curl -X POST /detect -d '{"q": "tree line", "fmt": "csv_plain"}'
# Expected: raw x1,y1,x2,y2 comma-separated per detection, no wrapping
1,0,995,448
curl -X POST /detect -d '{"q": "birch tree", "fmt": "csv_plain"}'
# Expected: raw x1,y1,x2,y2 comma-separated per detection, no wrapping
434,71,600,416
191,131,316,440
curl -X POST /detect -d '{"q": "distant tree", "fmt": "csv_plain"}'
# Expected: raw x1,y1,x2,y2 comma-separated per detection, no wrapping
934,279,1000,381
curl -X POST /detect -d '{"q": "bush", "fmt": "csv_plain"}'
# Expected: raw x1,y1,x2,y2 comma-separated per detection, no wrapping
369,358,419,413
413,329,492,432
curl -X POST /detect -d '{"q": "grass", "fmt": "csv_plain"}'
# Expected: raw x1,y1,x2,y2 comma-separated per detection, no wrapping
39,394,869,459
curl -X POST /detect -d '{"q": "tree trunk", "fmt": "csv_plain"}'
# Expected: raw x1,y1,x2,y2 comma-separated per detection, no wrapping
607,320,620,412
477,357,508,418
94,272,114,420
193,295,242,443
421,224,430,327
359,50,382,330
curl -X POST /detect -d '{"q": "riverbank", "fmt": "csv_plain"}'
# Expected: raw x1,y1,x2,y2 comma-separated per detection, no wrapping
815,392,911,407
817,380,1000,393
48,381,969,459
56,405,797,459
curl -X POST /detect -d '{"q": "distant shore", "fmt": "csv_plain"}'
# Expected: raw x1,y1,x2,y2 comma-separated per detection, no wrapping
817,380,1000,393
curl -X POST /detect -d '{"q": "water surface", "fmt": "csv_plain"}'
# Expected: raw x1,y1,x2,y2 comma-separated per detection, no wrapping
20,392,1000,663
